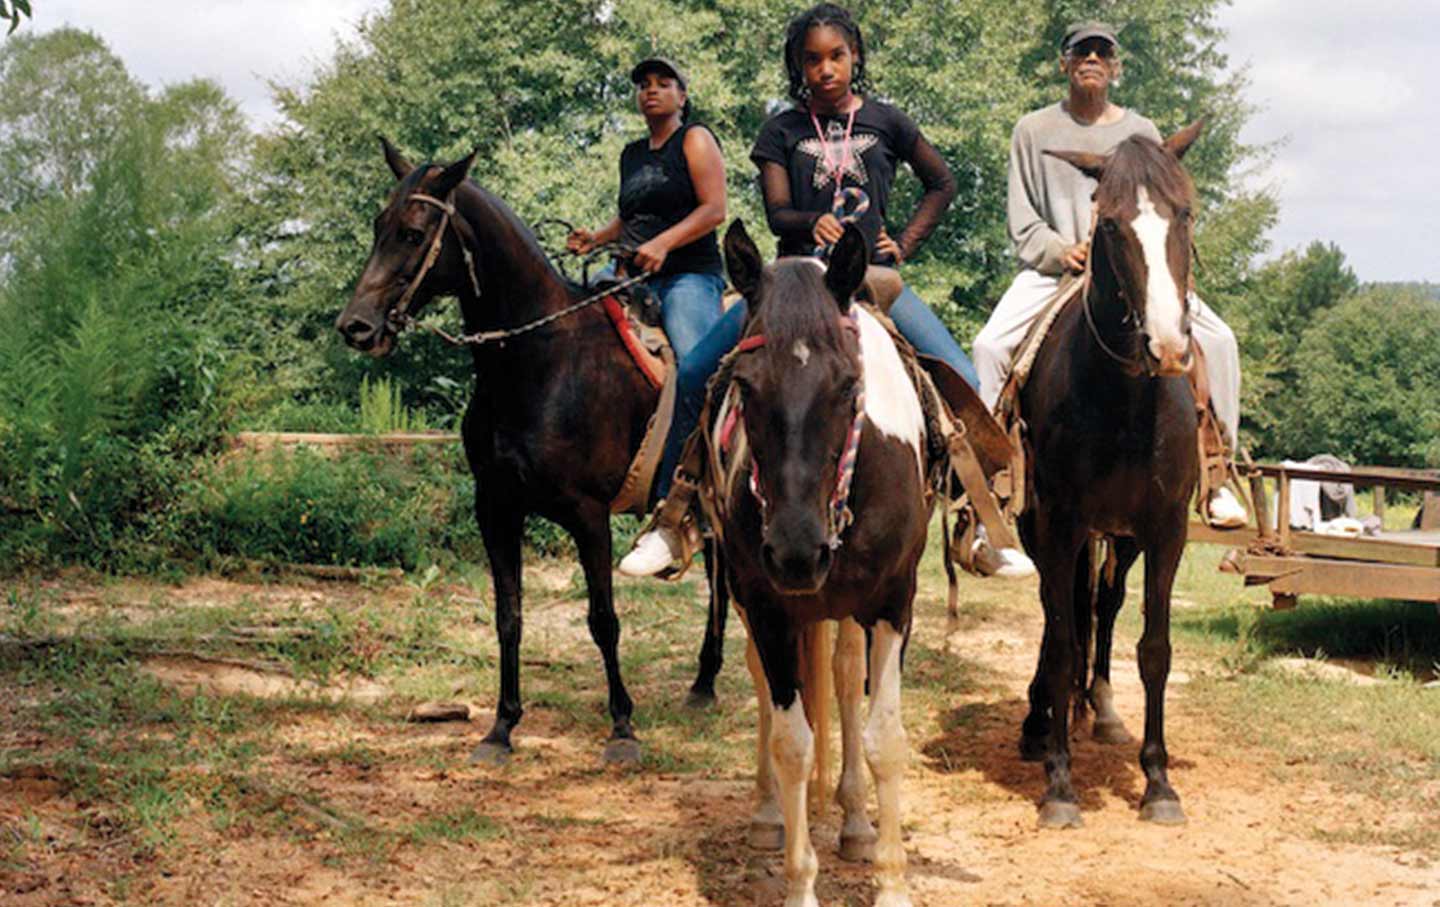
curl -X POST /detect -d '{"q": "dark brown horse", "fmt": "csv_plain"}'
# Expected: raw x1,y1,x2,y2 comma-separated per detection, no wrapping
1017,124,1205,828
335,141,727,765
712,221,930,907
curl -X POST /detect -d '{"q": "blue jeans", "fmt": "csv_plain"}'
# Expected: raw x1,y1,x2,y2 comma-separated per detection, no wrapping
652,282,977,500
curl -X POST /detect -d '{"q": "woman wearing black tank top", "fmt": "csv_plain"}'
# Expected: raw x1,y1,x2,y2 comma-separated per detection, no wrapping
568,57,727,360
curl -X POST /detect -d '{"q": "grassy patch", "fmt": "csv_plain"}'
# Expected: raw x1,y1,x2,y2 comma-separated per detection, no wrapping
407,808,504,845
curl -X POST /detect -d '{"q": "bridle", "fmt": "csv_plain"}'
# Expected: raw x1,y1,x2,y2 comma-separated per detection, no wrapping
1079,202,1195,378
386,190,649,348
723,315,866,550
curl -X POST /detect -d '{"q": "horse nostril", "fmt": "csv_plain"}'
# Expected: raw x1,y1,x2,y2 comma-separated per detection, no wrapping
762,544,781,577
339,316,376,343
815,545,832,576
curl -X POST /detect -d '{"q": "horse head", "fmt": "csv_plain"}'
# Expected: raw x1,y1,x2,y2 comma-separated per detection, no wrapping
336,138,477,357
1046,120,1204,376
724,219,868,594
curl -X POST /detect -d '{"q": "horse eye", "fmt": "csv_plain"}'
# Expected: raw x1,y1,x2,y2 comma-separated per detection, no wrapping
1101,219,1117,233
400,227,425,247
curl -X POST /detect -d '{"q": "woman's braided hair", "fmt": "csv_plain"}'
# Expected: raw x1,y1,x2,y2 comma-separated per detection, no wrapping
783,3,869,104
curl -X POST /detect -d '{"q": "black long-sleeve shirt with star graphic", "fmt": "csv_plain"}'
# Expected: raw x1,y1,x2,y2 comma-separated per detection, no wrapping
750,99,955,263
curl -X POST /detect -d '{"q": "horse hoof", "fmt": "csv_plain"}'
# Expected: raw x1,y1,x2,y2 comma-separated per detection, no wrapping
684,688,717,711
1037,800,1083,829
468,741,512,766
1019,735,1047,763
837,830,876,863
1139,798,1187,825
748,821,784,851
1092,719,1132,745
602,737,642,766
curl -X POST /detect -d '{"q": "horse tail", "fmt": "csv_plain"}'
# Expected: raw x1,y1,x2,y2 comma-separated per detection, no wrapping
1073,537,1103,725
797,620,833,817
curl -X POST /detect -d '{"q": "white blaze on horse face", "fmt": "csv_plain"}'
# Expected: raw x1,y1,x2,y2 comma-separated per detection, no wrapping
854,307,924,469
793,339,812,367
1130,186,1188,363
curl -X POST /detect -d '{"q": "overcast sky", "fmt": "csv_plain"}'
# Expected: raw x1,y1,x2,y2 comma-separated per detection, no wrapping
24,1,1440,282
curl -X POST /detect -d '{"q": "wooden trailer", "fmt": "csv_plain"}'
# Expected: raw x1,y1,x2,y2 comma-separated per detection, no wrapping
1190,463,1440,610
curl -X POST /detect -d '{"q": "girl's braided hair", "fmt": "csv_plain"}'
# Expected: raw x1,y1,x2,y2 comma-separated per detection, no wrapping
783,3,869,104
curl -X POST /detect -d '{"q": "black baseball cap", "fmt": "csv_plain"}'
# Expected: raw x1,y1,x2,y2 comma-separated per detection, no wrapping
1062,22,1119,53
630,57,688,89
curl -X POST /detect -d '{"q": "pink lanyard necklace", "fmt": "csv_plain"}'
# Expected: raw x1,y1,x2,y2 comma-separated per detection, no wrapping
809,97,857,207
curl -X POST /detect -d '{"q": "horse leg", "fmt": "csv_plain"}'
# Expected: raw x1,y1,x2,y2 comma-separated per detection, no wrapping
864,619,912,907
1036,514,1086,829
754,617,818,907
472,503,526,765
738,608,783,851
1071,544,1094,730
571,504,640,765
834,617,876,862
1137,522,1187,824
1092,538,1140,745
1017,509,1051,762
686,540,728,709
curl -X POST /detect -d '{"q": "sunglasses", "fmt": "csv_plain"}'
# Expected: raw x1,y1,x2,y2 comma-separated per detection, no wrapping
1067,39,1116,60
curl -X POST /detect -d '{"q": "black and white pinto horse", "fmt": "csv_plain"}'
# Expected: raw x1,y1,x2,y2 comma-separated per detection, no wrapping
710,221,931,907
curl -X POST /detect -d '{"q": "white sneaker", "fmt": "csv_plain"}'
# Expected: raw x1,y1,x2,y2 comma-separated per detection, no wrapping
1206,487,1248,529
994,547,1037,579
618,527,681,577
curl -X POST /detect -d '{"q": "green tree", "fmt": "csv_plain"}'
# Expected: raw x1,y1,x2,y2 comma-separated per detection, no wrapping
1235,242,1358,454
1277,288,1440,468
250,0,1272,410
0,28,251,567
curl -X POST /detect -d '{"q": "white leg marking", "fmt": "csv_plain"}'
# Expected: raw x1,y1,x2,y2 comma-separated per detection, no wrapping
771,698,819,907
865,620,912,907
740,613,784,850
834,618,876,861
1130,186,1187,360
854,307,924,466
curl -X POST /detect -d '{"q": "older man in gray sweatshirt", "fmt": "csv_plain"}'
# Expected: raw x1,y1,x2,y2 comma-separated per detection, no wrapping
973,21,1247,528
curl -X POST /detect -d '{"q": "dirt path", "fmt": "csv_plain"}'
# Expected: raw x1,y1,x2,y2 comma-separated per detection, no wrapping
2,571,1437,906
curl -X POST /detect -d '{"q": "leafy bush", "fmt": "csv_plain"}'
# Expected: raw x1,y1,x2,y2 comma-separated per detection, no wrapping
1276,288,1440,467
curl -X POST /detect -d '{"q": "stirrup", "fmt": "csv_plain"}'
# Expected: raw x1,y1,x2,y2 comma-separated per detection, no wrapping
645,474,705,581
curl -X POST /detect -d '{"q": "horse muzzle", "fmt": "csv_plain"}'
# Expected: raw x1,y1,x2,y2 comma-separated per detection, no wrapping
336,307,397,357
760,509,834,595
1144,337,1193,377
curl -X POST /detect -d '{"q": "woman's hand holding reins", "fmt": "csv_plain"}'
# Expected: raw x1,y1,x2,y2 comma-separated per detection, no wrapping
567,228,598,255
633,238,670,273
1062,241,1089,274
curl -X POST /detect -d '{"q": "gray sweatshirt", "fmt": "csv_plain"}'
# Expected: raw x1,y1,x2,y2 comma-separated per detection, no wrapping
1007,102,1161,275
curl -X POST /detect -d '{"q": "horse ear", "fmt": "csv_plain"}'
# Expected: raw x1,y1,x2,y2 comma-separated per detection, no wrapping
724,219,764,302
1044,149,1108,180
1163,120,1205,160
429,149,478,198
379,136,413,180
824,224,868,312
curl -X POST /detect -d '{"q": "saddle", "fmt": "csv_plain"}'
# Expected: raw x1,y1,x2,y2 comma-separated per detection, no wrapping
593,278,677,515
990,273,1238,522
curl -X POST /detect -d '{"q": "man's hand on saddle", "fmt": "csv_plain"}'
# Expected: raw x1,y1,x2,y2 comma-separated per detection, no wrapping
1062,241,1089,274
632,238,670,274
875,228,903,264
566,228,598,256
812,213,845,247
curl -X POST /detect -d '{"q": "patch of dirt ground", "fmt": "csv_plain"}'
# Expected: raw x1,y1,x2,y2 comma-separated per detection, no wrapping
3,570,1438,907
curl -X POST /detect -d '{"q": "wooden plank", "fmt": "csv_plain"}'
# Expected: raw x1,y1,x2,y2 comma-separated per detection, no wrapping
233,431,458,452
1372,486,1386,521
1187,522,1440,567
1246,463,1440,493
1277,470,1292,550
1238,554,1440,602
1251,473,1271,541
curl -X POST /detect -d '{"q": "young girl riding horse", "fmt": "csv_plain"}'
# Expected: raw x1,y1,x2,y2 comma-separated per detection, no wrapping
621,3,1032,580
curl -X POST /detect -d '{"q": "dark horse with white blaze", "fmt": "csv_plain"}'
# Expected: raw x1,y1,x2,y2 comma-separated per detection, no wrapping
714,221,930,907
1017,123,1206,828
335,141,728,764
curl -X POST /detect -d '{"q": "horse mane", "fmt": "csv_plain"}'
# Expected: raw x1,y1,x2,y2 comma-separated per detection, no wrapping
398,163,581,294
757,261,849,365
1095,136,1194,219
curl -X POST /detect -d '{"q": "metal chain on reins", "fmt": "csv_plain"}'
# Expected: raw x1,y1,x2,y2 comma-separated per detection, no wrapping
389,193,649,348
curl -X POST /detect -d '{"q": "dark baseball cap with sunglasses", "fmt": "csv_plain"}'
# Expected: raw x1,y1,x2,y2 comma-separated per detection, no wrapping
1061,22,1119,56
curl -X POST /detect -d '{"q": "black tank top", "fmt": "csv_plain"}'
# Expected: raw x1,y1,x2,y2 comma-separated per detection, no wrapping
618,122,723,276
